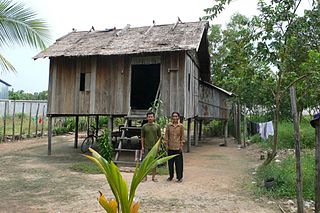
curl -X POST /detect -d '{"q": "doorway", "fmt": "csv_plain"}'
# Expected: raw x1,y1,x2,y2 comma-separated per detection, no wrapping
130,64,160,109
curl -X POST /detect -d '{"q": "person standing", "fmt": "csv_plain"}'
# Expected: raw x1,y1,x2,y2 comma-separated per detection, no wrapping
164,112,185,183
141,111,161,182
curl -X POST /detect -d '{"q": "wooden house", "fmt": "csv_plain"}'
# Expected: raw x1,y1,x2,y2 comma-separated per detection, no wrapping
0,79,11,99
34,21,233,155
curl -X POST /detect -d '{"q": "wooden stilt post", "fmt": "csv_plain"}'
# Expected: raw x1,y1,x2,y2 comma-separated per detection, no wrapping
198,120,202,141
108,116,113,143
96,115,99,136
48,116,53,155
194,118,198,146
187,118,191,152
289,87,304,213
224,120,228,146
75,116,79,148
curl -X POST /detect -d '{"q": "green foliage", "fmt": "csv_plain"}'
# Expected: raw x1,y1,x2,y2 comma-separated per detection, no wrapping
0,0,50,72
52,126,68,135
98,116,109,128
203,120,224,137
9,89,48,100
85,139,177,212
277,119,315,149
96,130,114,162
255,118,315,149
255,153,315,199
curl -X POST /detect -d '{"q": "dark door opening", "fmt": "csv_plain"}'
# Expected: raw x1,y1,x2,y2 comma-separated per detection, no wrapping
130,64,160,109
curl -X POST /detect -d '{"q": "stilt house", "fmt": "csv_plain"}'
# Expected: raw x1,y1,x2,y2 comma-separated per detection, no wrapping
34,21,233,157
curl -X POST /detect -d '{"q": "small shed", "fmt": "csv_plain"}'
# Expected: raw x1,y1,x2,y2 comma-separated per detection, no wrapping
0,79,11,99
34,21,233,154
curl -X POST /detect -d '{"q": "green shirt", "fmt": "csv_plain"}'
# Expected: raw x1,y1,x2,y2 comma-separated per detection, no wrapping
141,123,161,149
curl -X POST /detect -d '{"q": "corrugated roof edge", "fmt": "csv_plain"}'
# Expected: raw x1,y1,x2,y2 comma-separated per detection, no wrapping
0,79,11,86
199,80,234,97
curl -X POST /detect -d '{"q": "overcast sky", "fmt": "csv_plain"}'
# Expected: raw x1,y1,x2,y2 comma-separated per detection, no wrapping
1,0,261,93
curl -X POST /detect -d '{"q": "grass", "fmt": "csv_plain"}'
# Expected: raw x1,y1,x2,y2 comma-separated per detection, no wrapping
255,152,315,200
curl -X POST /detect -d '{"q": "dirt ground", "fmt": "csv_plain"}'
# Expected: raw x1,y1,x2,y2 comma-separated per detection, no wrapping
0,135,280,213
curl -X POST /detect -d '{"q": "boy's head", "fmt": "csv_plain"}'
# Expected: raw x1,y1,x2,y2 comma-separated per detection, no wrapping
146,112,155,123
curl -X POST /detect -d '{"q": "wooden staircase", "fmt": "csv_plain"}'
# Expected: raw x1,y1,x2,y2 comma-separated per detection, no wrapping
114,109,148,166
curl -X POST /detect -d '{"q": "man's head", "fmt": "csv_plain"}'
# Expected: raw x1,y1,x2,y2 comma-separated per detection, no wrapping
171,111,180,123
146,112,155,123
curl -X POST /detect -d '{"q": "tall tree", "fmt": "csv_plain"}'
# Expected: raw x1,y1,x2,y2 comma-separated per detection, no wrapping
0,0,50,73
208,14,275,116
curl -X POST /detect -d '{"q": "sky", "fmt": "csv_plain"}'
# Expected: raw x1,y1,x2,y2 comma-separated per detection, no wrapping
1,0,261,93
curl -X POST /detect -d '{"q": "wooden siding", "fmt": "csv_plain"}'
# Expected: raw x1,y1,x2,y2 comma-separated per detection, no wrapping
160,52,185,117
47,53,188,116
184,54,199,119
198,82,230,120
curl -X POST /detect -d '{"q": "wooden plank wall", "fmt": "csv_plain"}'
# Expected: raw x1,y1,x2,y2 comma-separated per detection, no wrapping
160,52,185,117
48,53,188,116
184,54,199,119
198,82,229,120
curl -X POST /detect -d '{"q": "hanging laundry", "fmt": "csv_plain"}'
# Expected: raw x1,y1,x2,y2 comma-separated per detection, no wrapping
259,121,274,140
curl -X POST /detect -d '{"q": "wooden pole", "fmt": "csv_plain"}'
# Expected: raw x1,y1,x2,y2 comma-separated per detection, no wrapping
198,120,202,141
108,116,113,143
243,106,246,144
194,119,198,146
96,115,99,136
74,116,79,148
224,120,228,146
289,86,304,213
19,103,25,140
28,102,32,137
48,116,52,155
41,105,45,136
3,101,7,142
187,118,191,152
237,103,241,145
35,103,40,137
12,100,16,141
315,118,320,213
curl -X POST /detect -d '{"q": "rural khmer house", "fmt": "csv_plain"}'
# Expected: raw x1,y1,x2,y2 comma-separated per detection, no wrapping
34,20,233,161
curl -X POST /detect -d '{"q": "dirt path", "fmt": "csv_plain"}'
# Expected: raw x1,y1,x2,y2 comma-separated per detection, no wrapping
0,135,279,213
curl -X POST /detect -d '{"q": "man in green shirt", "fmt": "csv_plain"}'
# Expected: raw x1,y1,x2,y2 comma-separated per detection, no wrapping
141,111,161,182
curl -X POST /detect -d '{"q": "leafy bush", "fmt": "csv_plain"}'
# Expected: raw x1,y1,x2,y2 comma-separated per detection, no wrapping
96,129,114,162
255,153,315,199
53,126,69,135
98,116,109,128
203,120,224,137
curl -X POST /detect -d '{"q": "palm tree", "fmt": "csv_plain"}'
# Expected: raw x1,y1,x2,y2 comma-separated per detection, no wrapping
0,0,50,72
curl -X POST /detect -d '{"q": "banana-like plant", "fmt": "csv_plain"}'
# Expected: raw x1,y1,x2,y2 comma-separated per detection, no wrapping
85,139,177,213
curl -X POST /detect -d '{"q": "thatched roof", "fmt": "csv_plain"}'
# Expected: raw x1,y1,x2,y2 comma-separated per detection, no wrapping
34,21,209,59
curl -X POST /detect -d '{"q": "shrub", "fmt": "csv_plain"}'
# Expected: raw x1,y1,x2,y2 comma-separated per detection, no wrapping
96,129,114,162
203,120,224,137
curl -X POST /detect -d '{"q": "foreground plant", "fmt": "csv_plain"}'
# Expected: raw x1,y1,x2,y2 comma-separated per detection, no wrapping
85,139,176,212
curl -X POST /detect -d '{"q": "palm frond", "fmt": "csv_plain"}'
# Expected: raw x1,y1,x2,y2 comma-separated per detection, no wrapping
0,0,50,49
0,53,15,73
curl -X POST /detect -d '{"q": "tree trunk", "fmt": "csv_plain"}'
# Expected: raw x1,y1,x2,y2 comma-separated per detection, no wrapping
290,86,304,213
263,95,280,166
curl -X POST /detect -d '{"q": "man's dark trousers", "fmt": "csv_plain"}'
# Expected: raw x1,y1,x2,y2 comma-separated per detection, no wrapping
168,149,183,180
